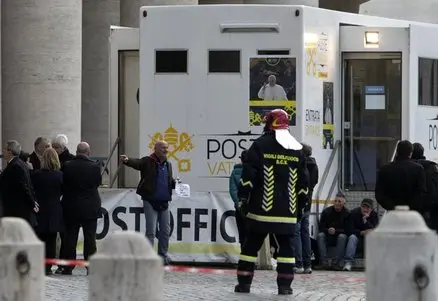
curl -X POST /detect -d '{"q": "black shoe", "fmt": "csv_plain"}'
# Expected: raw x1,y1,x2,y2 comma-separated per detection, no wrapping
313,264,329,271
278,287,293,295
234,284,251,293
159,254,171,266
61,268,73,275
45,269,53,276
54,267,64,275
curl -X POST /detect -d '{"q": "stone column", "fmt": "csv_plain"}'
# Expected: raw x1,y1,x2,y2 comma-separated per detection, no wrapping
320,0,368,13
82,0,120,157
120,0,198,28
2,0,82,152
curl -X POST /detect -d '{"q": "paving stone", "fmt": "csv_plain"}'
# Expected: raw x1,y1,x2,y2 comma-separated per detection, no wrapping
45,267,366,301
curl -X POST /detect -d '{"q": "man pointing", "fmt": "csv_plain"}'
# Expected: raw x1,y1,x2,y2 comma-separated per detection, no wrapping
121,140,177,265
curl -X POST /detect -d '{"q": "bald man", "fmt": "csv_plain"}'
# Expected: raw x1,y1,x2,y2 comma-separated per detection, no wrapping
121,140,177,265
58,141,102,275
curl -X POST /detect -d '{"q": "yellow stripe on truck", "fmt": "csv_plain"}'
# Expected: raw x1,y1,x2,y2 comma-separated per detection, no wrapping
76,241,242,256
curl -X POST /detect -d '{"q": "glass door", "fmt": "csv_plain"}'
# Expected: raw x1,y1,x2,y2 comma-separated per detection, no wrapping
342,53,402,191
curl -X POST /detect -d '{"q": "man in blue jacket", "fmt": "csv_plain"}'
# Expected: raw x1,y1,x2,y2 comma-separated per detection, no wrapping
343,198,378,271
229,150,248,247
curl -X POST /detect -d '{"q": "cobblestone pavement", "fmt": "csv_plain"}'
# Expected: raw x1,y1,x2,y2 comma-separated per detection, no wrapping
46,267,366,301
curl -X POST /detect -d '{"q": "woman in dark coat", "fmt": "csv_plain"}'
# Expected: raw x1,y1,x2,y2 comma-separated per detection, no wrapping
31,147,64,275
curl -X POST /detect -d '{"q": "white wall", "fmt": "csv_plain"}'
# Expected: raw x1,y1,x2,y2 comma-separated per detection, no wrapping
411,24,438,162
140,5,304,192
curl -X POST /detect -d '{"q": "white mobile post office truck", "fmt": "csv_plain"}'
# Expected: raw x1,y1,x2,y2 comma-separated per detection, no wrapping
106,4,438,264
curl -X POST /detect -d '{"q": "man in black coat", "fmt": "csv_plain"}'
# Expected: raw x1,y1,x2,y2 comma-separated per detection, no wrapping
52,134,75,168
59,142,102,275
0,140,39,225
29,137,50,170
375,140,427,213
411,142,438,230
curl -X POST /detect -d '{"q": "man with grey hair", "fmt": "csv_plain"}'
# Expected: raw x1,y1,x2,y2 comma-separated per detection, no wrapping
59,141,101,275
52,134,75,273
29,137,51,170
52,134,75,167
0,140,39,226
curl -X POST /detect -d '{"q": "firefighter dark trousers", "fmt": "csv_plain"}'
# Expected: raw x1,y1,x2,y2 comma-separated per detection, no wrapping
237,230,295,288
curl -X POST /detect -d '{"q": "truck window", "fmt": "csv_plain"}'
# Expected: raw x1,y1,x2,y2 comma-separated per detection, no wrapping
155,50,188,73
419,57,438,106
208,50,240,73
257,50,290,55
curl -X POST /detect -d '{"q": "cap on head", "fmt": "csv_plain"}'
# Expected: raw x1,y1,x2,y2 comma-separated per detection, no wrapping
361,198,374,208
263,109,290,131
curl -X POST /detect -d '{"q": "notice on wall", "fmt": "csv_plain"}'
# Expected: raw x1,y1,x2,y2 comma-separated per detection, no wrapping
365,86,385,110
322,82,334,150
317,32,329,79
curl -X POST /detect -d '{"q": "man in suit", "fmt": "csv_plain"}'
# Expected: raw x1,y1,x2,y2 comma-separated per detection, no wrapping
29,137,51,170
59,142,101,275
0,140,39,225
52,134,75,167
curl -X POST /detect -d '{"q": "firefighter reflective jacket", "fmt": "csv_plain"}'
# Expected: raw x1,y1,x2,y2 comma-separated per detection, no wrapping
237,132,309,234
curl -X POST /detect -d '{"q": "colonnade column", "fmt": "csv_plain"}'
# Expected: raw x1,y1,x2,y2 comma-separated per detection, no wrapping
2,0,82,151
81,0,120,157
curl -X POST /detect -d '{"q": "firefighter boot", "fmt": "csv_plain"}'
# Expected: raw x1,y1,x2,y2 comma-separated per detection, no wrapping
234,284,251,293
235,259,255,293
277,272,294,295
278,286,293,295
234,273,253,293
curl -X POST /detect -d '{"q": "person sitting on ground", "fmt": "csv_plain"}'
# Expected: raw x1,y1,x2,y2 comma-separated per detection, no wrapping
343,198,378,271
316,192,349,270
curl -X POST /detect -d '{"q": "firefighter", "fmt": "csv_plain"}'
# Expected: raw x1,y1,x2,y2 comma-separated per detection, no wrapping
234,108,309,295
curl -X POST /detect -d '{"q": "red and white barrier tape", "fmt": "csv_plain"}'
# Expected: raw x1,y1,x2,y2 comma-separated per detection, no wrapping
45,258,89,267
44,259,365,281
45,258,235,274
164,265,235,275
